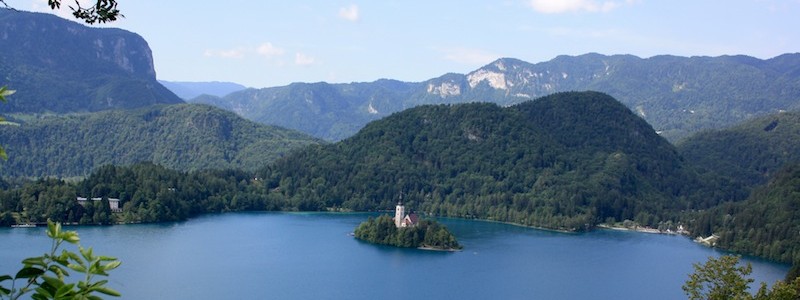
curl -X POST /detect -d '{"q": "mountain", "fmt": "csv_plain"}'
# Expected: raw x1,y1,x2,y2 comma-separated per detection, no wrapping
0,104,321,177
159,80,247,99
190,79,421,141
258,91,700,231
194,53,800,142
0,10,182,113
677,111,800,204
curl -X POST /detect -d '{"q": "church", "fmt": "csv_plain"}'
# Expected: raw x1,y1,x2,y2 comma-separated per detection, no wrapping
394,202,418,228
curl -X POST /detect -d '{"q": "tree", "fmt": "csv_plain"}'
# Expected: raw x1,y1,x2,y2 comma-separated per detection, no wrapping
684,255,800,300
0,221,121,299
683,255,754,300
0,0,122,24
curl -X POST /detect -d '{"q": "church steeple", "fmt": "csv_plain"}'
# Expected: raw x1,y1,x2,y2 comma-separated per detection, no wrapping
394,198,405,228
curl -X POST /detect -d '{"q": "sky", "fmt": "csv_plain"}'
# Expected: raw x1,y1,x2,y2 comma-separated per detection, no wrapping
6,0,800,88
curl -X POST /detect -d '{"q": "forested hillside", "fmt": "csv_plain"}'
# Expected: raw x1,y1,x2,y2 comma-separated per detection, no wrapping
677,111,800,203
194,53,800,142
689,164,800,263
0,10,182,113
257,91,701,231
0,104,320,177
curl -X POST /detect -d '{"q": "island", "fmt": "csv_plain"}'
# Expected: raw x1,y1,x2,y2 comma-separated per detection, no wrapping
353,202,462,251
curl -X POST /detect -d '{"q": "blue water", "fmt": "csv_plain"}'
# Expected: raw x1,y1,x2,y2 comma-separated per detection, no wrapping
0,212,789,299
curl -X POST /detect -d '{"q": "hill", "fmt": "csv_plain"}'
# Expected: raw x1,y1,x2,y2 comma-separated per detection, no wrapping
677,111,800,203
159,80,247,99
194,53,800,142
258,91,700,231
0,9,182,113
0,104,321,177
689,163,800,264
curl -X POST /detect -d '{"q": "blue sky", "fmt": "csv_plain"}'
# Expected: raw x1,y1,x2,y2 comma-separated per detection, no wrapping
8,0,800,88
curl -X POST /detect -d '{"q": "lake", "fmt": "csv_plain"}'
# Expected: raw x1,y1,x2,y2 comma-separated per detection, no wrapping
0,212,789,299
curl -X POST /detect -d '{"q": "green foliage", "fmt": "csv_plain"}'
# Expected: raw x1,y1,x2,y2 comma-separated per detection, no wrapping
0,220,121,300
683,255,800,300
46,0,122,24
684,255,754,300
0,104,320,177
259,91,700,231
678,112,800,205
0,162,283,224
353,215,462,250
688,163,800,263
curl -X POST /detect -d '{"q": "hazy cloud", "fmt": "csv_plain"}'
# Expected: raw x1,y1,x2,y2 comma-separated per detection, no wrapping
203,48,246,59
441,48,498,65
257,43,286,57
295,53,315,65
338,4,360,21
527,0,628,13
205,42,287,59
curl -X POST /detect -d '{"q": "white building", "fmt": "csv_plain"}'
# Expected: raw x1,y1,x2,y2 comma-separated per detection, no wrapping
77,197,122,212
394,202,418,228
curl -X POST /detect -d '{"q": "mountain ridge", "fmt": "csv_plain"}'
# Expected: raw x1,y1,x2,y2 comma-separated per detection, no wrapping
191,52,800,142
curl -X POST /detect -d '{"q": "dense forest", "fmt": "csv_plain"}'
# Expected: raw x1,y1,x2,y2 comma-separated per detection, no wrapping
0,104,320,177
353,214,462,250
678,112,800,263
2,91,800,265
0,163,278,226
257,91,702,231
677,111,800,203
688,164,800,263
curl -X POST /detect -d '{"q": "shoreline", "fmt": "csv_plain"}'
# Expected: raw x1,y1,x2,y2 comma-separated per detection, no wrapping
596,224,688,236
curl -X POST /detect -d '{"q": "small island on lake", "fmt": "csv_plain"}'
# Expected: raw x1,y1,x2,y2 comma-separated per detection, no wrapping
353,202,462,251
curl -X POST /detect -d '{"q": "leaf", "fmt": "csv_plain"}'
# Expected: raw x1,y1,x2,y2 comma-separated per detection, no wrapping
31,294,52,300
33,286,54,299
65,250,83,263
92,286,122,297
48,264,70,279
102,261,121,272
61,230,80,244
15,267,44,279
41,275,64,289
0,274,12,282
54,283,76,298
98,255,118,261
67,263,87,273
22,257,48,268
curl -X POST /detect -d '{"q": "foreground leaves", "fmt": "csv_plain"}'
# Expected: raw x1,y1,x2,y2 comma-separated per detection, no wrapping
0,220,121,300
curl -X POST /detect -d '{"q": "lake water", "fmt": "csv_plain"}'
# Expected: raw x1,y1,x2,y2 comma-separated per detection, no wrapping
0,212,789,299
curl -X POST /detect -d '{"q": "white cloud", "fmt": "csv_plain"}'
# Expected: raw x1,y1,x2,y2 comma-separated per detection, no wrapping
441,48,498,65
527,0,627,14
257,43,285,57
338,4,360,22
295,52,315,65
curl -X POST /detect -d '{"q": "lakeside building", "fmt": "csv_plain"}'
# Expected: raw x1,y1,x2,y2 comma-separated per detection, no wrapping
77,197,122,212
394,202,418,228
